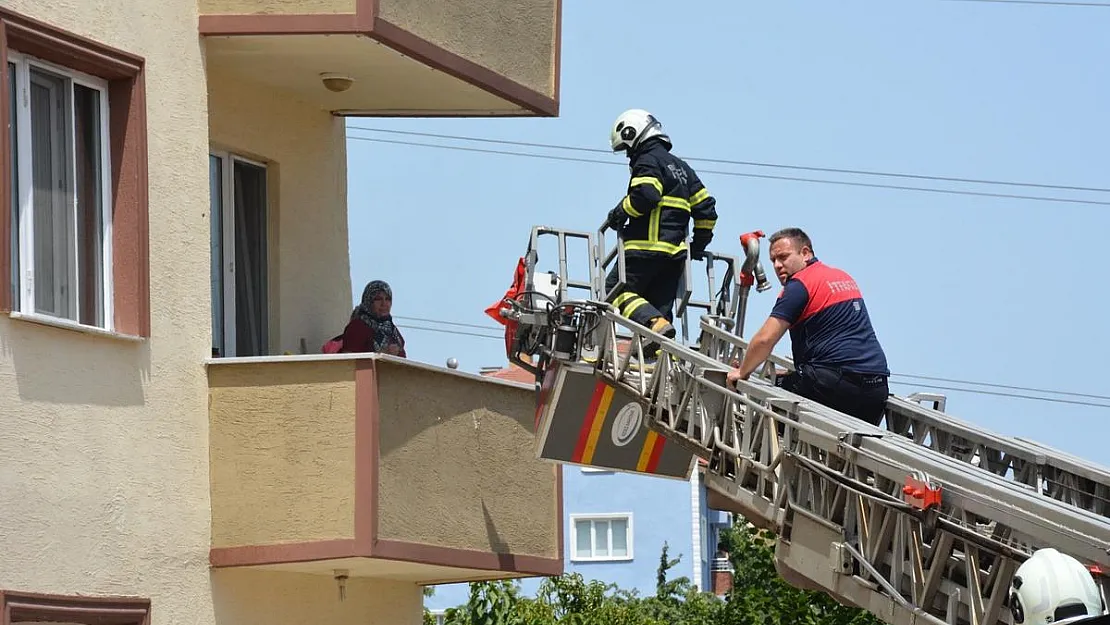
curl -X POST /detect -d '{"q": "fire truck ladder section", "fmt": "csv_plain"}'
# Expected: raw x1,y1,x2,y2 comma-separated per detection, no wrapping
496,224,1110,625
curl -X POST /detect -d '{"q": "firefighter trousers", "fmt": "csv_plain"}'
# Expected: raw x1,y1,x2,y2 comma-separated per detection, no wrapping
604,251,685,330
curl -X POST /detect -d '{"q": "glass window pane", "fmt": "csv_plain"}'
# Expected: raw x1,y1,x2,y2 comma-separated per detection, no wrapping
611,519,628,557
574,521,592,559
73,82,104,327
232,159,267,356
29,67,72,320
594,520,610,557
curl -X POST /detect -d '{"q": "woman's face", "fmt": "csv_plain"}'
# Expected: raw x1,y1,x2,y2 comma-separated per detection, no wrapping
371,291,392,316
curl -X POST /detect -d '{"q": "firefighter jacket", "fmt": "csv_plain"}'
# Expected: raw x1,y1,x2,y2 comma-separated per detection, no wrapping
614,139,717,257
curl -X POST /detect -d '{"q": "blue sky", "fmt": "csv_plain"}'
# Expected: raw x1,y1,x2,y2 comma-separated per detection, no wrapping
345,0,1110,464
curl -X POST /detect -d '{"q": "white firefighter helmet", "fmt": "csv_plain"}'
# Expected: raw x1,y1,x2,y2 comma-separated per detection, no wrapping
609,108,671,153
1010,548,1105,625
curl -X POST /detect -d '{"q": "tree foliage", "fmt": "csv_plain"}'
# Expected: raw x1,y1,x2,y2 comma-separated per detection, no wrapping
425,519,885,625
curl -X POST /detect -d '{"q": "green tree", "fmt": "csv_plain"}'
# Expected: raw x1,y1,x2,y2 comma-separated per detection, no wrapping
428,516,883,625
716,522,883,625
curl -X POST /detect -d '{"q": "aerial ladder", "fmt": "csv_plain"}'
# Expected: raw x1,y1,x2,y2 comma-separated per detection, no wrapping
491,223,1110,625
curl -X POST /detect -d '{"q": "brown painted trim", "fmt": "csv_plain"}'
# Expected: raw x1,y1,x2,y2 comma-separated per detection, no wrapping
0,7,150,335
353,358,379,554
368,18,557,117
0,589,151,625
371,539,562,577
198,0,377,34
197,0,558,117
355,0,377,32
552,0,562,114
555,463,565,568
198,12,361,36
209,538,359,567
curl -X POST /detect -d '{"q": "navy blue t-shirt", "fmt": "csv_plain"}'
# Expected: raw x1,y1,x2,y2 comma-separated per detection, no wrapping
769,258,889,376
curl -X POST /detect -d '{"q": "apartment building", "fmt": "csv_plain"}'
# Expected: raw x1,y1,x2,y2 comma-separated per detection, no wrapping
0,1,562,624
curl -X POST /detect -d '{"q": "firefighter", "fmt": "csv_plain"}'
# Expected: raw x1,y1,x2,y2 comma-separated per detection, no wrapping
1008,547,1107,625
603,108,718,357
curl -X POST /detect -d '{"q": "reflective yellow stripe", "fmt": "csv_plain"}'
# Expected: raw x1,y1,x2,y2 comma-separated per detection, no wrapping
622,297,650,317
690,188,709,205
659,196,690,211
612,292,637,307
630,176,663,194
694,219,716,230
624,240,687,255
620,195,642,218
612,292,649,318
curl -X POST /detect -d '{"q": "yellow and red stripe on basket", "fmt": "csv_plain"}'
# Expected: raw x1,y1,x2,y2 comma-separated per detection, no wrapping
570,380,666,473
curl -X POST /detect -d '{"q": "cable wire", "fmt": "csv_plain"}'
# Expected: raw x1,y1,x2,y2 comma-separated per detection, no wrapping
346,126,1110,195
346,135,1110,207
392,313,1110,408
939,0,1110,6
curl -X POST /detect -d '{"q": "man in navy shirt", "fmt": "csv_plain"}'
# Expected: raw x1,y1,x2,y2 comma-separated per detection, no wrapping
727,227,890,426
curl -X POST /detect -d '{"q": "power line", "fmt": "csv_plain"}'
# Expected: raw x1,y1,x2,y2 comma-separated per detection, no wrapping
887,380,1110,409
892,372,1110,401
346,126,1110,195
396,323,504,340
939,0,1110,6
392,314,1110,408
345,135,1110,208
395,315,500,332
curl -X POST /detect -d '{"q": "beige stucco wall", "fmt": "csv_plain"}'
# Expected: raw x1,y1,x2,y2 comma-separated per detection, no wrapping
377,0,558,98
212,569,422,625
206,63,353,356
199,0,356,16
0,2,214,625
208,360,357,547
375,360,560,560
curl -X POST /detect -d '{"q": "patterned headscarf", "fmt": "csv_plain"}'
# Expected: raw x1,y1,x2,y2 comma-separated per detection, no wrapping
352,280,404,353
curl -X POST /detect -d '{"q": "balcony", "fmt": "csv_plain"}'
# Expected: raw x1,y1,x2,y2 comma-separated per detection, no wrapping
198,0,561,116
206,354,563,584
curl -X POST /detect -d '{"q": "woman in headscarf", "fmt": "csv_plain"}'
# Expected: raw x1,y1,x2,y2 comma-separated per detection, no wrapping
339,280,407,357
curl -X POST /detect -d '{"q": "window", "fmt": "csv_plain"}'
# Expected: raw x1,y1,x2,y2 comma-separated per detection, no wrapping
0,589,150,625
8,52,111,329
0,7,149,337
209,151,269,357
570,514,632,561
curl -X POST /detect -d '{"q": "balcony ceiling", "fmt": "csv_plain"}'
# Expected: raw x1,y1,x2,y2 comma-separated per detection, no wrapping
205,34,530,116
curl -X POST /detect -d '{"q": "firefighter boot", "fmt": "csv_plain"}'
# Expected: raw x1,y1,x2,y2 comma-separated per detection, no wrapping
642,316,676,360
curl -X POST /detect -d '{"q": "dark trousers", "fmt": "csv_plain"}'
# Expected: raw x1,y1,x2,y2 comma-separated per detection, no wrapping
604,252,685,328
777,363,889,426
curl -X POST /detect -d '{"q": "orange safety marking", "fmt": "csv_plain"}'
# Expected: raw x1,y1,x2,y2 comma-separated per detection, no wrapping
581,386,614,464
571,380,614,464
636,430,667,473
902,475,942,510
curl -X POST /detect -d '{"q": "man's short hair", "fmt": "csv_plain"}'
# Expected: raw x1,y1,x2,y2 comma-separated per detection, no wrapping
769,227,814,254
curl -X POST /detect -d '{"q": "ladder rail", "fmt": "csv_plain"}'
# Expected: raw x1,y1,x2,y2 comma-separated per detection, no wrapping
587,308,1110,560
594,221,747,344
696,314,1110,522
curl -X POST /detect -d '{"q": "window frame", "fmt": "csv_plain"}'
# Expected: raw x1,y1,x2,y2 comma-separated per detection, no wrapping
569,512,634,562
0,6,149,339
208,148,270,358
8,49,115,331
0,589,150,625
